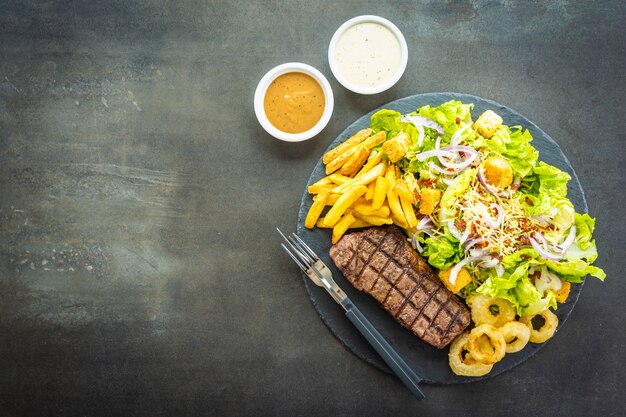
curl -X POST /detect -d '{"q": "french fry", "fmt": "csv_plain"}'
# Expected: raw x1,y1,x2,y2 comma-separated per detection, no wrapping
308,182,334,195
387,185,408,228
305,190,329,229
324,184,368,227
400,195,418,229
339,145,370,177
353,202,391,218
316,216,331,228
353,212,393,226
356,150,382,176
349,218,374,229
324,193,340,206
394,179,417,204
326,146,359,174
365,181,376,200
319,214,371,229
331,163,385,194
332,212,356,243
327,173,351,185
361,131,387,150
323,128,372,165
371,176,389,210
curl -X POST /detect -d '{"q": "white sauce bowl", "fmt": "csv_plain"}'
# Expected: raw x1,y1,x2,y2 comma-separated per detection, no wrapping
254,62,334,142
328,15,408,95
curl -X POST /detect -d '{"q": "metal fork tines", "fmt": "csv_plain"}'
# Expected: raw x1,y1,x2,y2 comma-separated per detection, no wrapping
277,228,348,306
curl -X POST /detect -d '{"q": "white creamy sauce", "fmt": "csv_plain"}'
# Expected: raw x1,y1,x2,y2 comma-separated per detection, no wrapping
334,22,402,88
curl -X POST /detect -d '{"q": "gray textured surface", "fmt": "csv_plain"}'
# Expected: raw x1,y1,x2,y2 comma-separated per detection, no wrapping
0,1,624,416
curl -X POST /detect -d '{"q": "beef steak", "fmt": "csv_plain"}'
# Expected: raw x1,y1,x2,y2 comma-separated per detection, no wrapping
329,225,470,349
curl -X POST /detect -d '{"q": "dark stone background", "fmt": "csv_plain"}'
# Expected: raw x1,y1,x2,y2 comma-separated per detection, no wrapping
1,1,624,416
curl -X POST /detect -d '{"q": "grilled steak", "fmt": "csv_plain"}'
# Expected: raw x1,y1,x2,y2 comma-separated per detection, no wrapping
329,225,470,349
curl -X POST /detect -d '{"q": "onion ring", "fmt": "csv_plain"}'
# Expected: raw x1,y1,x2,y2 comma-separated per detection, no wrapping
520,309,559,343
467,324,506,364
448,331,494,377
499,321,531,353
468,295,516,328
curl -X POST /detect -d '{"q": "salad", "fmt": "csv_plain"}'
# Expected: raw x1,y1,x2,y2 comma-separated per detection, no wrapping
369,100,605,317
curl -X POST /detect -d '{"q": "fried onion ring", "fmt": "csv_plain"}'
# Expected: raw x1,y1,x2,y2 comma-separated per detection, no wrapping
520,309,559,343
468,295,516,328
467,324,506,364
448,331,494,377
499,321,531,353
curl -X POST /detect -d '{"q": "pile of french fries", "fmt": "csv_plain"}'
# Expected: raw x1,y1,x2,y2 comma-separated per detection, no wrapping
305,128,421,243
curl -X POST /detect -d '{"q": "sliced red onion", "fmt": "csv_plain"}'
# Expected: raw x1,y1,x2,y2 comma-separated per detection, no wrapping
415,149,456,161
449,257,473,285
440,145,477,154
477,169,511,198
478,257,500,268
481,203,504,229
417,216,433,230
532,214,553,227
450,124,471,146
463,237,485,251
492,203,504,227
434,143,479,170
529,236,562,261
469,248,486,258
448,221,470,244
441,177,454,186
416,123,425,147
428,161,463,176
401,115,444,136
556,225,577,253
533,232,549,249
438,152,478,170
411,235,424,254
494,264,505,277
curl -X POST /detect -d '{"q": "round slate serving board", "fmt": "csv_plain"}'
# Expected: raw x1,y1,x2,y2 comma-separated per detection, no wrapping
296,92,587,384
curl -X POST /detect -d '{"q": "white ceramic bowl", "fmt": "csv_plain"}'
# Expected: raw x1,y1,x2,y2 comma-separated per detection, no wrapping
254,63,334,142
328,15,408,95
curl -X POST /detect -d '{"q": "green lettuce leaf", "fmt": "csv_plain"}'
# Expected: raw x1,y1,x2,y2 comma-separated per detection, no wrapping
546,258,606,282
574,213,596,250
439,168,475,223
477,268,557,316
422,236,462,270
370,109,403,135
413,100,473,139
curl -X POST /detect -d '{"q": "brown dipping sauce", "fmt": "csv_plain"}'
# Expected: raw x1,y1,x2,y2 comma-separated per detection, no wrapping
263,72,325,134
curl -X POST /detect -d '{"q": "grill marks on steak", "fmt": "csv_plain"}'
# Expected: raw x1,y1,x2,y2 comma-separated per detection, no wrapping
329,226,470,349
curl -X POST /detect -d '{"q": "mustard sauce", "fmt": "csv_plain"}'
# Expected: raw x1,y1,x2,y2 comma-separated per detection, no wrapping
263,72,325,134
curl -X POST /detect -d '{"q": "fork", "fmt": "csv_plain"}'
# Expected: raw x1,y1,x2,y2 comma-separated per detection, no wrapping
278,229,426,400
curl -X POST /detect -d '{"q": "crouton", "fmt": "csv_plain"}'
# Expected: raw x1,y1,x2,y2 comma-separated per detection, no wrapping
381,132,411,163
474,110,503,138
439,267,472,294
554,281,571,303
481,157,513,189
418,188,441,215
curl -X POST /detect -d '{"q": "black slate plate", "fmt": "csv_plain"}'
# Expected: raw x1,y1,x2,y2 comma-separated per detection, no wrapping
296,92,587,384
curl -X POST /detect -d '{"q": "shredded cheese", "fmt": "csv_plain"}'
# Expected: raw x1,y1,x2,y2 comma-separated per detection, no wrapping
457,179,538,257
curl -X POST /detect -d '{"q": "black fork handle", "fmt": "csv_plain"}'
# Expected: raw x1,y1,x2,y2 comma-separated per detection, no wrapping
342,299,426,400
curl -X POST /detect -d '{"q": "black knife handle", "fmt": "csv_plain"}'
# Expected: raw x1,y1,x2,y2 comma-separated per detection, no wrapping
343,300,426,400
